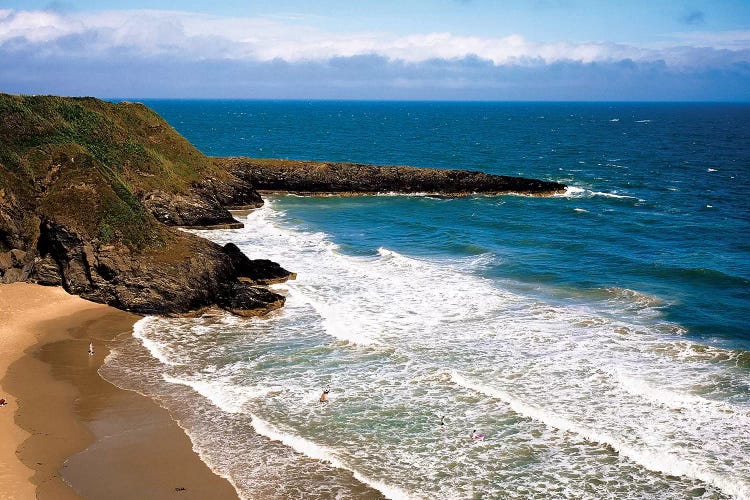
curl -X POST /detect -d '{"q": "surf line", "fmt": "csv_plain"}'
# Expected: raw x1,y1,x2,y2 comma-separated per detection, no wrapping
133,316,181,366
449,371,748,500
249,413,419,500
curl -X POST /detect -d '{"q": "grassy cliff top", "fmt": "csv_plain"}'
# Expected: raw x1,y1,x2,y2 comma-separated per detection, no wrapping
0,93,226,249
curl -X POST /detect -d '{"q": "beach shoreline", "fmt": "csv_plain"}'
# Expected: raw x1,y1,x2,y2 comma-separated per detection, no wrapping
0,283,238,499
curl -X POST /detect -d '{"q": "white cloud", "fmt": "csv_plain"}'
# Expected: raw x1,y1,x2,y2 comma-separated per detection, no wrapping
0,8,748,69
0,8,83,43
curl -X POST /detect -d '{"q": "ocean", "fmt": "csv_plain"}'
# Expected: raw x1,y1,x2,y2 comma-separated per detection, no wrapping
102,101,749,499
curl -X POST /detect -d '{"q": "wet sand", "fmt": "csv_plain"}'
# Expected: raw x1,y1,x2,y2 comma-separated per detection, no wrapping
0,283,238,499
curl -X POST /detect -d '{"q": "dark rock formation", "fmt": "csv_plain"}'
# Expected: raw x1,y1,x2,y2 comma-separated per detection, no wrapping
30,219,286,315
223,243,296,285
203,165,265,209
218,158,566,196
0,179,39,284
217,282,286,317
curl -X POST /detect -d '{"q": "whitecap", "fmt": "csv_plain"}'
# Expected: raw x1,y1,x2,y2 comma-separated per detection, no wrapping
589,191,639,200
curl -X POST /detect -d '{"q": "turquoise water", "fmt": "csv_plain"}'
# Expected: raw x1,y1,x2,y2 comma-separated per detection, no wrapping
104,101,749,499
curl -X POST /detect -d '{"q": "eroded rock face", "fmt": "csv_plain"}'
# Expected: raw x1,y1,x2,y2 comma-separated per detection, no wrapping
0,184,39,284
142,190,243,229
140,172,264,229
0,248,32,284
198,169,264,209
32,220,286,316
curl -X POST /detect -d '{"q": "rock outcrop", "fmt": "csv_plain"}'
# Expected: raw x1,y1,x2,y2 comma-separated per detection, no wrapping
223,243,297,285
142,190,244,229
218,157,566,196
27,220,290,315
143,173,264,229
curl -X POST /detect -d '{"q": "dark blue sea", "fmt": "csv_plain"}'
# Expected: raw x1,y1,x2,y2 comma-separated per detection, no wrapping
105,101,750,499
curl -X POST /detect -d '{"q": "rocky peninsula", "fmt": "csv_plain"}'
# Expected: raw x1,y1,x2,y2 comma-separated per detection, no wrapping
219,157,566,196
0,94,565,316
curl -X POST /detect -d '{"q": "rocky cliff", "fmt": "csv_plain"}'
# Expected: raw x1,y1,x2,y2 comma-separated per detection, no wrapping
0,93,289,316
217,157,566,196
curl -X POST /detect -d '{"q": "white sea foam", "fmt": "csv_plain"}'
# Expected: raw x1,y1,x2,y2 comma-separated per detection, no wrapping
299,295,381,346
375,191,444,197
451,371,749,500
589,191,639,200
612,371,744,416
600,286,665,314
162,374,281,413
132,316,179,366
250,414,418,500
557,186,640,201
558,186,585,197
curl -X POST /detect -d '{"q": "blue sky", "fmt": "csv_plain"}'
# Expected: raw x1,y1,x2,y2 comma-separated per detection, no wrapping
1,1,749,100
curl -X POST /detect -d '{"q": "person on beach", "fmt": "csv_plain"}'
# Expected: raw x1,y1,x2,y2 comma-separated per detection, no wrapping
0,398,6,406
88,341,94,356
319,386,330,403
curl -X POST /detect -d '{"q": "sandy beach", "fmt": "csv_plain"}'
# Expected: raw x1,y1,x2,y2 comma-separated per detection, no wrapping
0,283,238,499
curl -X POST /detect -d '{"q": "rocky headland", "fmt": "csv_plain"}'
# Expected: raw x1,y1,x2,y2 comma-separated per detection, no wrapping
218,157,566,196
0,93,565,316
0,93,287,316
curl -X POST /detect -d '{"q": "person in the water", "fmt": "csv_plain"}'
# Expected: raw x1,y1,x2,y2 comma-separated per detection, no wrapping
439,415,447,430
319,386,330,403
471,429,485,441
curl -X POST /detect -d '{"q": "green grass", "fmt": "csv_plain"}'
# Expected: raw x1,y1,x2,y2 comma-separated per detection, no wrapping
0,93,225,250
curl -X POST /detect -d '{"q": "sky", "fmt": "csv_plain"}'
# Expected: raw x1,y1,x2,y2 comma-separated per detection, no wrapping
1,0,749,100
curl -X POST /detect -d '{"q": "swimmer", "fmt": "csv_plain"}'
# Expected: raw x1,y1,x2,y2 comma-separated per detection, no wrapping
319,386,330,403
471,429,485,441
439,415,447,430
